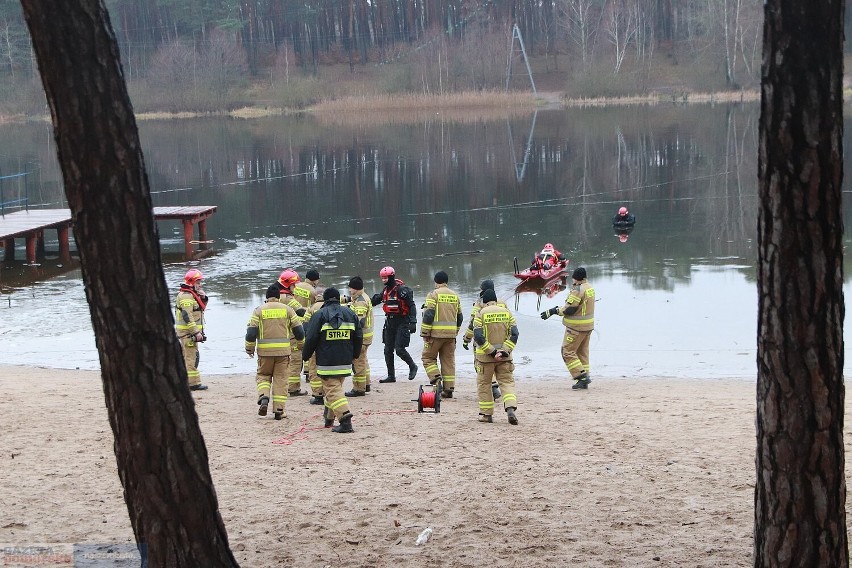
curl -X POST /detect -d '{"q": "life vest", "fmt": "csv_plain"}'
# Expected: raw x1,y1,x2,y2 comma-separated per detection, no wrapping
382,279,410,317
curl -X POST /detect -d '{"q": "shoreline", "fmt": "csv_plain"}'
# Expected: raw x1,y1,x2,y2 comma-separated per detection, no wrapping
0,364,784,566
0,89,763,126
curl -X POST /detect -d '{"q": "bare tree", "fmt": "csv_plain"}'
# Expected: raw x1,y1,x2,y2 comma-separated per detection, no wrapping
19,1,239,566
756,0,848,565
556,0,600,71
604,0,637,74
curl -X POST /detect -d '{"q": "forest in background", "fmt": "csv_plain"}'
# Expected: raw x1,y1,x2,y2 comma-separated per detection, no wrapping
0,0,846,115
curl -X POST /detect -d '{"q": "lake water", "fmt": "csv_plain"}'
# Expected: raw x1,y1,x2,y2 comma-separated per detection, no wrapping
0,103,848,380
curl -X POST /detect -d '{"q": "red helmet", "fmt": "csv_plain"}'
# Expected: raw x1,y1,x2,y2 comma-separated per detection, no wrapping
544,243,554,251
278,269,300,289
379,266,395,278
183,268,204,286
618,206,628,216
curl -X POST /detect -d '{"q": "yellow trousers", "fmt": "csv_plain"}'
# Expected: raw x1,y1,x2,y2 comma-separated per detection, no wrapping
421,337,457,391
474,360,517,416
256,355,290,412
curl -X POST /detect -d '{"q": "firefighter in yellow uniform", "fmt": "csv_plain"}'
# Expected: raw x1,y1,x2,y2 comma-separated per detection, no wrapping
292,270,320,396
420,271,463,397
541,267,595,390
174,268,208,391
462,279,503,401
245,285,305,419
275,269,310,396
305,296,326,404
473,289,519,425
344,276,374,396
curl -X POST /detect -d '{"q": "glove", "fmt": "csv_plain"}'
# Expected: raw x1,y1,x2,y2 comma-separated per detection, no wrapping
540,306,558,320
489,348,498,357
496,350,509,360
462,341,470,351
371,292,382,305
245,350,254,358
408,322,417,334
295,308,306,317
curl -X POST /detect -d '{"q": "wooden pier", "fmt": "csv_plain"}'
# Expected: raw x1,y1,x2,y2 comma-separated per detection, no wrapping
0,206,217,263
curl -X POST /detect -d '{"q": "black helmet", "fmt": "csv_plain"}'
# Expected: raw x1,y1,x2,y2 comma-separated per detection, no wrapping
479,279,494,292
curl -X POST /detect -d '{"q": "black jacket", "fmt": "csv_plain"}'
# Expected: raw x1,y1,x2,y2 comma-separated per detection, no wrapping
371,277,417,326
612,213,636,227
302,300,363,376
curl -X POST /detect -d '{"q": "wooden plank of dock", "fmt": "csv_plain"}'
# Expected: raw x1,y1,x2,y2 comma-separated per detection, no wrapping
0,206,217,262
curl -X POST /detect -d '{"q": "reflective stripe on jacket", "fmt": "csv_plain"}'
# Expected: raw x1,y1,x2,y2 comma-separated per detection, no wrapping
421,284,463,338
348,291,374,345
245,298,304,357
463,298,506,343
175,290,204,337
293,282,317,308
560,280,595,331
302,301,363,377
473,302,518,362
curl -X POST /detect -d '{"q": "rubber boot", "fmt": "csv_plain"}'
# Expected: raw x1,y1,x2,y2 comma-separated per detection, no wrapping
345,389,366,397
429,374,442,386
257,395,269,416
274,409,285,420
309,395,324,405
506,407,518,425
332,412,354,433
323,404,334,428
365,384,371,392
442,389,453,399
380,350,396,382
478,414,493,423
491,382,501,400
572,372,591,390
394,348,417,380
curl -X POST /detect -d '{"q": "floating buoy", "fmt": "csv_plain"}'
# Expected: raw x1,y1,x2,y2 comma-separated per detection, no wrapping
416,384,441,413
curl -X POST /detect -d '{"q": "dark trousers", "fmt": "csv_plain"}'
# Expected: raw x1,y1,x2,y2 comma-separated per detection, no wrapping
383,319,415,378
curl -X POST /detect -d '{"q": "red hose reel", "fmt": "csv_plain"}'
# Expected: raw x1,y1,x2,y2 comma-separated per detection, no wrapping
415,379,442,413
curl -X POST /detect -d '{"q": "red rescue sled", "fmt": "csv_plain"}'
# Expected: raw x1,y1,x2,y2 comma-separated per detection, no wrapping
513,257,570,282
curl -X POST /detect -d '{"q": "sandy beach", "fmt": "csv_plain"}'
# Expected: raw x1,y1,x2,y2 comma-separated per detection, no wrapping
1,364,839,567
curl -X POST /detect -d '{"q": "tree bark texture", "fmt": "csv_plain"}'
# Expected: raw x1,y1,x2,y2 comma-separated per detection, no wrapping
757,0,847,566
19,2,238,566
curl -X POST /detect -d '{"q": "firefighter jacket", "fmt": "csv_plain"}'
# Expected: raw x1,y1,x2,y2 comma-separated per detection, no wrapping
558,279,595,331
473,301,519,363
174,285,206,339
302,299,363,377
421,284,463,338
463,297,507,343
279,290,308,336
304,299,324,334
371,278,417,325
348,290,374,346
293,281,317,308
244,298,305,357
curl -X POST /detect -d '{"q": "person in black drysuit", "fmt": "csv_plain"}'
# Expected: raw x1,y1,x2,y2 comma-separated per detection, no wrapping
371,265,418,382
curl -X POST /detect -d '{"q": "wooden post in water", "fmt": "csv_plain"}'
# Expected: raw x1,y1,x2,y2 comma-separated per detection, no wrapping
25,234,36,263
182,219,194,259
198,219,209,251
58,224,70,262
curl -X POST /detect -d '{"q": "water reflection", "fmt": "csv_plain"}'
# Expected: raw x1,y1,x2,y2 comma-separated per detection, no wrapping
0,104,849,378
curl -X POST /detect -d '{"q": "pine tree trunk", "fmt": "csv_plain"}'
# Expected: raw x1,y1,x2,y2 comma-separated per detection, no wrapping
19,2,238,566
756,0,847,566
